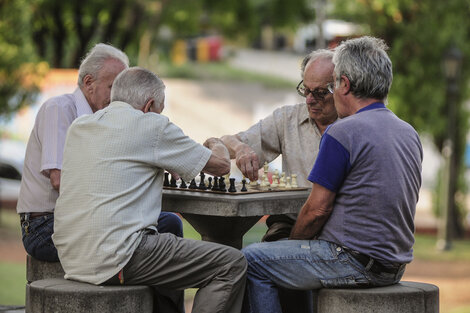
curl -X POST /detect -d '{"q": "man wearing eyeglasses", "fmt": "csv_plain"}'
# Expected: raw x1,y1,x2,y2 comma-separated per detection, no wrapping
242,36,422,313
220,49,337,242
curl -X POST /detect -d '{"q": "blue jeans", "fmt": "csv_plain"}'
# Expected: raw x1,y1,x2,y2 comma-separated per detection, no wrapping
21,212,184,262
241,239,405,313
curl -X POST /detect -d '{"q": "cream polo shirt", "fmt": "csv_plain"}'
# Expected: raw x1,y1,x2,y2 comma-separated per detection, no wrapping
52,101,211,284
237,103,322,188
17,88,93,214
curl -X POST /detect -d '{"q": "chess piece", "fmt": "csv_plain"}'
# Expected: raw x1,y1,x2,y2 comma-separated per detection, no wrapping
188,178,198,189
170,175,178,188
218,176,227,192
260,174,270,187
285,176,292,189
249,179,258,186
211,177,219,191
263,161,269,174
241,179,248,192
271,172,279,188
179,179,187,188
163,172,170,187
228,178,237,192
279,172,286,188
291,174,298,188
208,177,213,189
198,172,207,190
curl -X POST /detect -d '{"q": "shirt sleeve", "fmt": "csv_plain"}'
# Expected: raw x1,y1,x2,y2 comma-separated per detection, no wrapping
37,99,76,177
237,108,284,164
154,119,212,181
308,133,351,192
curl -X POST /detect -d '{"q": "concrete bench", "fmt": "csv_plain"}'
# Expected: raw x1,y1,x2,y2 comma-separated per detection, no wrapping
26,278,153,313
25,256,153,313
314,281,439,313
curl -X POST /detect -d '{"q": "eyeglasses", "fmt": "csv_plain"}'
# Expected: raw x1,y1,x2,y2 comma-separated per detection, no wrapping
296,80,334,101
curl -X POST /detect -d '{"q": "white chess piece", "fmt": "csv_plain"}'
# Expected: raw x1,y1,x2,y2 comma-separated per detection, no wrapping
271,173,279,188
285,176,292,189
291,174,298,188
279,172,286,188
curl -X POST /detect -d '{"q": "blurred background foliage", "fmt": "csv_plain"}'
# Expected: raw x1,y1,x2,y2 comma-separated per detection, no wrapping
1,0,470,234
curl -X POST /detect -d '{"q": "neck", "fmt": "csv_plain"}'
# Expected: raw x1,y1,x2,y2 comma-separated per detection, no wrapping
350,97,383,114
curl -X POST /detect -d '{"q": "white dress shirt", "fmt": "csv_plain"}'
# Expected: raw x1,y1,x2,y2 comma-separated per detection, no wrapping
53,101,211,284
17,88,92,213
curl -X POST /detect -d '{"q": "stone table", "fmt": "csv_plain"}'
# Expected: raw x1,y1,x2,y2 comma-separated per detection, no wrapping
162,188,310,249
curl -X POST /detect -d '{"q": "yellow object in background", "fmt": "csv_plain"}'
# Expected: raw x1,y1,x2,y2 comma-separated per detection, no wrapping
171,40,187,65
196,38,210,63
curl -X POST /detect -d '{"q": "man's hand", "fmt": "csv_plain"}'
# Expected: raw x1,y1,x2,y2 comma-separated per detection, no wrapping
234,144,259,181
49,169,61,192
203,137,231,177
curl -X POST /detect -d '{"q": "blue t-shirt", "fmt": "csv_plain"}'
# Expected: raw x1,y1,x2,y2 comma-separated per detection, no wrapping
308,102,423,265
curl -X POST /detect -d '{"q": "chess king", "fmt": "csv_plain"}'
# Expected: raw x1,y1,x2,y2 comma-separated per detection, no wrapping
219,49,337,242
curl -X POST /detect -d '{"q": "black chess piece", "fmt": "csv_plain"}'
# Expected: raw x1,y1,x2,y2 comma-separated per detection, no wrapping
188,178,198,189
179,179,187,188
218,177,226,192
198,172,207,190
228,178,237,193
241,179,248,192
170,175,178,188
211,177,219,191
207,177,213,189
163,172,170,187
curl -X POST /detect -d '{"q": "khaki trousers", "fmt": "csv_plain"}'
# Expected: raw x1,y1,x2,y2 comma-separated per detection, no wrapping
120,232,247,313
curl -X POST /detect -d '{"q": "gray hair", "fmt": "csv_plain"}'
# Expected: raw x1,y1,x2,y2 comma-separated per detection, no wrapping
110,67,165,110
332,36,392,100
78,43,129,87
300,49,334,78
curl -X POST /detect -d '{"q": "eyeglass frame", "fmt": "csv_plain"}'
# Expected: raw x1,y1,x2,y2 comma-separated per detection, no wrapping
296,80,334,100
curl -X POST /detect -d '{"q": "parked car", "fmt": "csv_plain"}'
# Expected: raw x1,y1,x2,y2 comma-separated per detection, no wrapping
0,140,25,209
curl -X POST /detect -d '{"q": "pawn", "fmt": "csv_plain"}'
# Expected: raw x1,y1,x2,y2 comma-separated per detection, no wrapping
291,174,298,188
279,172,286,188
211,177,219,191
271,173,279,188
285,176,292,189
207,177,213,189
179,179,187,188
189,178,198,189
219,176,227,192
198,172,207,190
170,175,178,188
163,172,170,187
241,179,248,192
263,161,269,174
228,178,237,193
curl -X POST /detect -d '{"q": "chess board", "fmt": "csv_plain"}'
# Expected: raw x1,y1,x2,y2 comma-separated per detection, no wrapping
163,184,308,195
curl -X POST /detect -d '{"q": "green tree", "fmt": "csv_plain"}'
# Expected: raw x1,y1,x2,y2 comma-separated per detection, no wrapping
0,0,47,117
331,0,470,236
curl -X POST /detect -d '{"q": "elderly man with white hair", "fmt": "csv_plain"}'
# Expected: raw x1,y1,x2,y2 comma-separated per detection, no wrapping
53,67,247,313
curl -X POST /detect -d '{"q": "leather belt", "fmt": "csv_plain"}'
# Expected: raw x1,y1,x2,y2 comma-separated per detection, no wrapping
20,212,53,220
344,247,403,275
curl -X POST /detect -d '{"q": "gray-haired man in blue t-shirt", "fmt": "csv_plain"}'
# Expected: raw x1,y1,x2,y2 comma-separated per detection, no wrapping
241,36,423,313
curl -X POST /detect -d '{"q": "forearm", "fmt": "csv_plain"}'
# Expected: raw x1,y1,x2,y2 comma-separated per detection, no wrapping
49,168,61,192
203,137,231,177
289,184,335,240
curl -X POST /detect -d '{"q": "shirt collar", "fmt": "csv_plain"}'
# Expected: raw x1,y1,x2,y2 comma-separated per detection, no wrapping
356,102,386,114
73,88,93,116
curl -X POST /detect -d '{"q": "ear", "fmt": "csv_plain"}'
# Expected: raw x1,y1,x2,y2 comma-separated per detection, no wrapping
339,75,351,95
82,74,94,93
143,98,154,113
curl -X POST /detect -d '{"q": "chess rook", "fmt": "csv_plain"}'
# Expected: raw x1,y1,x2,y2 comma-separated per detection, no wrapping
163,172,170,187
228,178,237,193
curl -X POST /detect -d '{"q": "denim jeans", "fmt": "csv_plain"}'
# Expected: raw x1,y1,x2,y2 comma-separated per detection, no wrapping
242,239,405,313
20,212,184,262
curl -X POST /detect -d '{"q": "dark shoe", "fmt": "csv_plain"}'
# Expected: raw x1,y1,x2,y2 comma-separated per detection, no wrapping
261,222,293,242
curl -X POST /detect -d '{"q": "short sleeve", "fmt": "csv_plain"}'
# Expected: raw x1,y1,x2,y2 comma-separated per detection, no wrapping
237,108,284,164
308,133,351,192
154,120,212,181
37,99,75,176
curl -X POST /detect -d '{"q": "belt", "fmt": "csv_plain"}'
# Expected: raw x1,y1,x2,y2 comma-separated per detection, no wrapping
20,212,53,221
344,247,403,275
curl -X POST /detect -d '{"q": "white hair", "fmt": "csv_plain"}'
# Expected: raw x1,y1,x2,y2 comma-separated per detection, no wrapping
110,67,165,110
77,43,129,87
300,49,334,78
